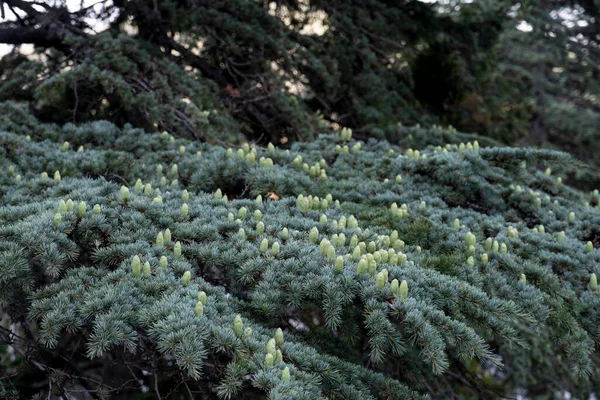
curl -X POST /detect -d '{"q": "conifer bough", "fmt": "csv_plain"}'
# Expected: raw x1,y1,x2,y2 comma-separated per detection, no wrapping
0,110,599,399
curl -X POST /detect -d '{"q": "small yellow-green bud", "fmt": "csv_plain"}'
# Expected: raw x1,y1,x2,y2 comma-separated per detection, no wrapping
195,301,204,317
135,179,143,192
357,258,368,274
156,164,163,174
499,243,508,253
159,256,168,268
519,273,526,283
390,279,399,294
465,232,476,247
271,241,280,257
484,237,493,252
309,227,319,243
179,145,186,154
453,218,460,230
534,198,541,208
239,207,248,218
376,270,387,289
58,199,67,214
77,201,86,218
281,367,290,382
227,212,234,221
214,188,223,200
254,209,263,221
590,273,597,290
467,256,475,267
61,141,69,152
275,328,284,345
367,241,376,254
319,214,328,225
557,177,562,185
132,256,141,278
266,338,277,357
586,241,593,252
54,213,62,225
181,190,189,202
160,177,167,187
260,238,269,254
54,170,61,183
244,327,252,336
66,199,73,212
558,231,565,243
335,256,344,272
234,315,243,336
143,261,151,278
174,241,182,258
238,228,246,238
281,227,289,240
480,253,488,264
182,271,191,286
156,232,164,246
256,221,265,235
399,280,408,303
265,353,274,367
246,152,256,163
170,164,178,176
276,349,283,364
180,203,189,217
568,212,575,224
395,175,402,184
93,204,101,214
326,246,336,260
198,291,207,305
41,171,49,180
162,228,170,243
120,186,130,202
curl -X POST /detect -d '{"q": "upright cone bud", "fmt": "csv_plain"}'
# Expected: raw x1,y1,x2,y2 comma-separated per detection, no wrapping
181,203,189,217
275,328,284,346
256,221,265,235
77,201,86,218
309,227,319,243
586,241,593,253
234,315,243,336
54,170,61,183
182,271,191,286
558,231,565,243
453,218,460,230
568,212,575,224
590,273,597,290
93,204,101,214
143,261,151,278
156,232,164,246
174,241,182,258
164,228,171,243
132,256,141,278
65,199,73,212
376,270,387,289
484,238,493,252
214,189,223,200
260,238,269,254
281,367,290,382
465,232,476,247
390,279,399,294
58,199,67,214
467,256,475,267
135,179,143,192
195,301,204,317
265,353,274,366
271,241,280,257
281,227,289,240
519,274,527,283
54,213,62,225
399,280,408,303
120,186,130,202
335,256,344,272
254,210,263,221
198,291,208,305
159,256,168,268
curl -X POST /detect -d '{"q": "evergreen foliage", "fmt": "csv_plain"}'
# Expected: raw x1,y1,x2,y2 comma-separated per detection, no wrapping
1,107,600,399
